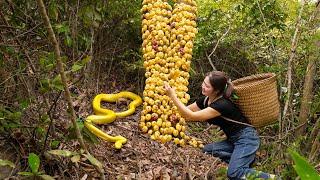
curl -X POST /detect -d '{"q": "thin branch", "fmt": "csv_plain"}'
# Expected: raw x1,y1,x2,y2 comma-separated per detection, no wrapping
206,25,230,71
208,25,231,58
42,91,62,152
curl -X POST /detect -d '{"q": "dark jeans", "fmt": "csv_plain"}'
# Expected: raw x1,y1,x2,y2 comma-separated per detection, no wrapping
203,127,271,180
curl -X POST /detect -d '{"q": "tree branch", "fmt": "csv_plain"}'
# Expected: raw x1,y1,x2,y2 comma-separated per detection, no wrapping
206,25,231,71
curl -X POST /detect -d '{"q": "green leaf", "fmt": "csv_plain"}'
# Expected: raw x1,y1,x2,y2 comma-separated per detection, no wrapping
55,23,69,34
28,153,40,173
288,149,320,180
48,0,58,21
19,99,29,110
0,159,15,168
51,75,64,91
83,126,98,144
77,119,84,130
50,140,60,149
45,64,54,70
40,174,55,180
48,150,76,157
71,64,83,72
18,171,34,176
36,127,45,136
83,154,102,170
64,35,72,47
7,111,22,121
80,56,91,65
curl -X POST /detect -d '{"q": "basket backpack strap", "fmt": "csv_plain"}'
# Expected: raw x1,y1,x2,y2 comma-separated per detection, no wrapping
220,116,254,127
203,96,253,127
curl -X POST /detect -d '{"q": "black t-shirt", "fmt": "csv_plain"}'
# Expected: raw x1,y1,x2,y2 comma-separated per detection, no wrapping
195,96,249,137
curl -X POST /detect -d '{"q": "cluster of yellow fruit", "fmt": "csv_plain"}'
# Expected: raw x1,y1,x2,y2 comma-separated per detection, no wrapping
140,0,203,148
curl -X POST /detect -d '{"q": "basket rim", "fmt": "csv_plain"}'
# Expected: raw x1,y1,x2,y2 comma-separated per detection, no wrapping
232,73,276,89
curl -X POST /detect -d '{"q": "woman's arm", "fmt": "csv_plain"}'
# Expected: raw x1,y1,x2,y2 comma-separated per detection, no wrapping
187,102,201,112
164,83,221,121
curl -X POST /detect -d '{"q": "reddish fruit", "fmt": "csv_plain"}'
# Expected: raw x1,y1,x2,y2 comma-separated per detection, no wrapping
151,113,159,121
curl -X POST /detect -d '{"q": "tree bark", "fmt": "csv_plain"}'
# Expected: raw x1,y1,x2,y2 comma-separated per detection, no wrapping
296,58,317,135
281,0,306,134
309,129,320,162
296,0,320,136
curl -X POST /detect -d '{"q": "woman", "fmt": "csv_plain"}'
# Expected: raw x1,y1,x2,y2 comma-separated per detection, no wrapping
164,71,278,180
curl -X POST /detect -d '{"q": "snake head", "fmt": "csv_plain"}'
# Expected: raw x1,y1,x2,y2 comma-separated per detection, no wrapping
114,136,127,149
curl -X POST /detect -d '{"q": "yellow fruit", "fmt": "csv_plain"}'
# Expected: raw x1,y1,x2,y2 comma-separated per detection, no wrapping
141,126,148,133
141,0,198,146
173,129,179,136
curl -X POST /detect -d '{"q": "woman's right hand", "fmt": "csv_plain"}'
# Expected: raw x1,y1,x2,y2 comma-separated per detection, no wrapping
164,82,176,98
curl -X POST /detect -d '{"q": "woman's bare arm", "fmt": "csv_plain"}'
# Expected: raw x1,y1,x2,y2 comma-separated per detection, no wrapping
168,92,221,121
187,102,201,112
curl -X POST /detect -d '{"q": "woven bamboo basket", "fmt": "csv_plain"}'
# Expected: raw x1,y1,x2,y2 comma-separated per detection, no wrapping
232,73,280,127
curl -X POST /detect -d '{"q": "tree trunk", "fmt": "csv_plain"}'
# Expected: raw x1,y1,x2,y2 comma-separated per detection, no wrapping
296,59,317,136
309,128,320,162
281,0,306,134
296,1,320,136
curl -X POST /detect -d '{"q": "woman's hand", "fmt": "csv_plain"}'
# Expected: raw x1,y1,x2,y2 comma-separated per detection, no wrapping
164,82,176,98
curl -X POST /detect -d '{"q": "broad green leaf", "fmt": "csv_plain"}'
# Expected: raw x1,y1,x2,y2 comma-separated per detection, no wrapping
18,171,34,176
71,155,81,163
48,150,76,157
40,174,55,180
71,64,83,72
28,153,40,173
83,154,103,170
0,159,15,168
288,149,320,180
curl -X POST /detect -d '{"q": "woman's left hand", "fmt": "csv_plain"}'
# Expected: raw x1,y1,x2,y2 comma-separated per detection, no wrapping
164,82,176,98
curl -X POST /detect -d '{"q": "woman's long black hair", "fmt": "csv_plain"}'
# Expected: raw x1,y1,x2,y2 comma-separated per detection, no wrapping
206,71,234,99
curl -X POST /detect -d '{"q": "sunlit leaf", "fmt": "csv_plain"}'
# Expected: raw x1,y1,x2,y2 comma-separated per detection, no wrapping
288,149,320,180
0,159,15,168
28,153,40,173
48,150,76,157
40,174,55,180
71,64,83,72
83,154,102,169
18,171,34,176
